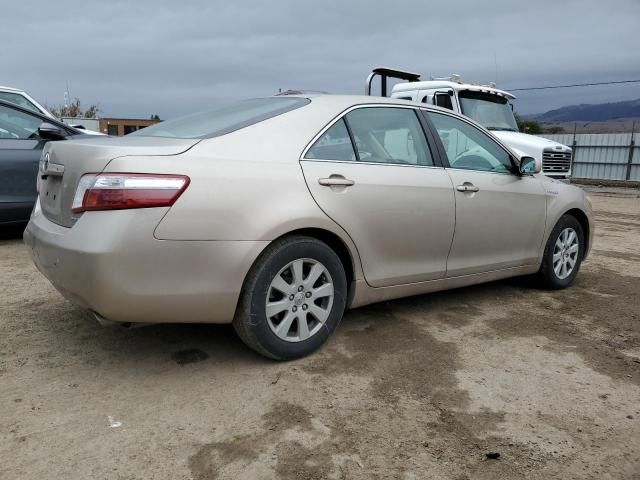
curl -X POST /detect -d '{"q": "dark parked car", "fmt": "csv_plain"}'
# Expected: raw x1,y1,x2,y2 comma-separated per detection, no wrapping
0,99,84,225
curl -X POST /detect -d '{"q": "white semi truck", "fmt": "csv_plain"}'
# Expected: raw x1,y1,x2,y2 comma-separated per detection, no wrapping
365,68,573,181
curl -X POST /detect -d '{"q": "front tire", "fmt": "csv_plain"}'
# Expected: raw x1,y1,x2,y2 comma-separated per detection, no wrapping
233,235,347,360
539,215,584,289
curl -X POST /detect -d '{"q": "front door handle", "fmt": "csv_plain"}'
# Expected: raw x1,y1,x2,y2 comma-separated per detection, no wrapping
456,182,479,193
318,176,355,187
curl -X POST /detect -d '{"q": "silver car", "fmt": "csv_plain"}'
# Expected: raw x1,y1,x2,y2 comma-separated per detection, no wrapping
24,95,593,359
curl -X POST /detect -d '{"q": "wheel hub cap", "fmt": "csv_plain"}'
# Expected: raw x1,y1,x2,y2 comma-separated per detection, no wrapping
265,258,334,343
293,292,305,306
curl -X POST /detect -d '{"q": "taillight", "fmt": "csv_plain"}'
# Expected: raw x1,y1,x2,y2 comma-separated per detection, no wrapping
71,173,190,213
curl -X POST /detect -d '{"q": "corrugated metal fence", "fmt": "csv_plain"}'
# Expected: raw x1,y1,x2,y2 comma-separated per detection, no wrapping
538,133,639,181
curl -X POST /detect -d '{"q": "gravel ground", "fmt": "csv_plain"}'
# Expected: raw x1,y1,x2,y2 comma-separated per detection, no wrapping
1,187,639,480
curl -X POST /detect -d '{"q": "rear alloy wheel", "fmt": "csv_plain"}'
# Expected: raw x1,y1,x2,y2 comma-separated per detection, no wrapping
539,215,584,289
233,236,347,360
266,258,335,342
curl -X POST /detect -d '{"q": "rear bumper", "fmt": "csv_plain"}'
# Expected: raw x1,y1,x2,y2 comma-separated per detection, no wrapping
24,203,268,324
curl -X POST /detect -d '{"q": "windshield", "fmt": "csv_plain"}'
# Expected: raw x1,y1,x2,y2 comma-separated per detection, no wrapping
458,90,518,132
129,97,310,139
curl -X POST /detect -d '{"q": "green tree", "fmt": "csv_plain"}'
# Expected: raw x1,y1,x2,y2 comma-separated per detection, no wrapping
514,112,543,134
150,114,161,121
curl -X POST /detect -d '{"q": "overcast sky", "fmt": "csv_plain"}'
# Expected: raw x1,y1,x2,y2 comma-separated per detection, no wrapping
2,0,639,119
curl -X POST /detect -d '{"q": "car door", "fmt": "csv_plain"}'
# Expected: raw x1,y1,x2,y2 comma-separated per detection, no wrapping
0,103,51,223
300,105,455,287
424,110,547,277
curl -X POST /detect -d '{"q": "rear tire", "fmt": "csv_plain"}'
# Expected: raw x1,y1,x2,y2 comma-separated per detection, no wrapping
538,215,584,289
233,235,347,360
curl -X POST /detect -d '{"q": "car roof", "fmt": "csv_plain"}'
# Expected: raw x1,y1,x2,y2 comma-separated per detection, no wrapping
292,93,454,114
392,81,516,99
0,86,26,93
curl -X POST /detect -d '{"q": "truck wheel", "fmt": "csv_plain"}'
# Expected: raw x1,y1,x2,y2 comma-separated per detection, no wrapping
233,235,347,360
539,215,584,289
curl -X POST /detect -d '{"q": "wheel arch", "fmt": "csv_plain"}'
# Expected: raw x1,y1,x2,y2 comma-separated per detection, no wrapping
563,208,591,259
275,227,357,302
240,227,360,311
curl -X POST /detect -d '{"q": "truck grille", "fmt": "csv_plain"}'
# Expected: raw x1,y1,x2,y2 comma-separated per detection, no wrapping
542,149,572,174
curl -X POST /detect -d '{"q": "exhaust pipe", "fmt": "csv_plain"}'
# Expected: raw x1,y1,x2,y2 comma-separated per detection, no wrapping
91,311,151,329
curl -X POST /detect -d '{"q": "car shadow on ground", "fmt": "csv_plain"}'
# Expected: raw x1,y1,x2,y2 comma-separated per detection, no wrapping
0,223,26,240
35,275,531,373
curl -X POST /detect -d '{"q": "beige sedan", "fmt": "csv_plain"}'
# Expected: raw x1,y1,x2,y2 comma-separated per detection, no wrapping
24,95,593,359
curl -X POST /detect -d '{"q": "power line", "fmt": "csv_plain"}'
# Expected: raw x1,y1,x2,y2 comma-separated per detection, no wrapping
508,79,640,92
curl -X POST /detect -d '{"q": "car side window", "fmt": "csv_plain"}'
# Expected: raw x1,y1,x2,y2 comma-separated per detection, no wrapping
427,111,513,173
0,92,40,113
0,104,43,140
434,92,453,110
305,119,356,161
345,107,434,166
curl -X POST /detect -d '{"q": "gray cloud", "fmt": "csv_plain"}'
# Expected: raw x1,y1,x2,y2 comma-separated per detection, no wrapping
2,0,638,118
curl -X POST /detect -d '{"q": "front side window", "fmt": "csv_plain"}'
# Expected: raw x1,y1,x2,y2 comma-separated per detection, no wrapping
129,97,310,139
0,104,43,140
427,111,514,173
305,119,356,161
0,92,40,113
345,107,433,166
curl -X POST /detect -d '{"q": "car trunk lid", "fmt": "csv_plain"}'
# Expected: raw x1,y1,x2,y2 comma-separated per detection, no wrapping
39,136,198,227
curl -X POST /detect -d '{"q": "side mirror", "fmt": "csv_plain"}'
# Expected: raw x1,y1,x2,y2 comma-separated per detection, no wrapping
519,156,541,175
38,122,67,140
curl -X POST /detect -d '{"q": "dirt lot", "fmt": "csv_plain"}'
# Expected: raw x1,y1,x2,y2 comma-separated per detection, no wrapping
1,187,639,480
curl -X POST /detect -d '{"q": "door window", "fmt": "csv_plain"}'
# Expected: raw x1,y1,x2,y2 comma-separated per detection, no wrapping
0,104,43,140
305,119,355,161
345,107,433,166
0,92,40,113
434,92,454,110
427,111,513,173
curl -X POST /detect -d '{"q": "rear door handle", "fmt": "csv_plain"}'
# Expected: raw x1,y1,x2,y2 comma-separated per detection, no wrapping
456,183,479,193
318,176,355,187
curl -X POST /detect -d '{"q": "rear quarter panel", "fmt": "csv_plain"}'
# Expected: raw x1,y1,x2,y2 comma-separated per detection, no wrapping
103,102,365,280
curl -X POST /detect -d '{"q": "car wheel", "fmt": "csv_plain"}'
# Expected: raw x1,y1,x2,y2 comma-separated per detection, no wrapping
233,235,347,360
539,215,584,289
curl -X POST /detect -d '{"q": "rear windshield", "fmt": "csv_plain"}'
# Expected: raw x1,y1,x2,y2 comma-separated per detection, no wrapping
129,97,310,139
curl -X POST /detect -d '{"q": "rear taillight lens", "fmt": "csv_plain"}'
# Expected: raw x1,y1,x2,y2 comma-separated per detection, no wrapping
71,173,190,213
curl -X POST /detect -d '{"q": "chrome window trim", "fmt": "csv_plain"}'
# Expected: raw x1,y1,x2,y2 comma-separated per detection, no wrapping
300,103,438,168
300,158,445,170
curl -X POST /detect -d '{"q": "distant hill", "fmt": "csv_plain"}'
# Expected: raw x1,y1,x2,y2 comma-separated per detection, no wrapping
534,99,640,122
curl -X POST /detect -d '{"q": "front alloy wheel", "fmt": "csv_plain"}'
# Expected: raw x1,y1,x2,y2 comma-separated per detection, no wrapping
539,214,584,289
552,227,580,280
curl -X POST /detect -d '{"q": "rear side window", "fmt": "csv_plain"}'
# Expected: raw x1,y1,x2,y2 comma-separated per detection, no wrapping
129,97,310,139
346,107,434,166
306,119,356,161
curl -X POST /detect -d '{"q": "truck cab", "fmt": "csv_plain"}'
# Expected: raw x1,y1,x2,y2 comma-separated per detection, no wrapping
366,68,573,181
